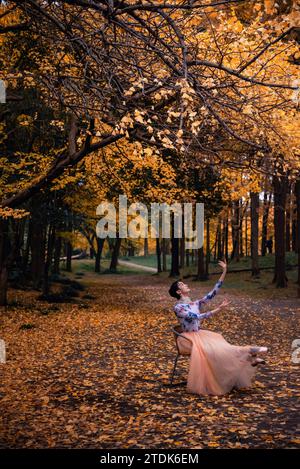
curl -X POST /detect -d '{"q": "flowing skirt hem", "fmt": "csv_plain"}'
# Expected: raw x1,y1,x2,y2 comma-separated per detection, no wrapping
177,329,258,396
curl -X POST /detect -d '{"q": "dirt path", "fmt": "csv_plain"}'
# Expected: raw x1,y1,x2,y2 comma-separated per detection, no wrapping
0,274,299,449
118,259,157,273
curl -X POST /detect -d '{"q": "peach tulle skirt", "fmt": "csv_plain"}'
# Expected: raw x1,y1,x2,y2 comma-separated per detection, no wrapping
177,329,257,396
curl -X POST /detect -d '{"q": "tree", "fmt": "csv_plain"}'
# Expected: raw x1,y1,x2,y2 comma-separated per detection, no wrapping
272,173,288,287
250,191,260,277
295,177,300,296
1,0,299,213
1,0,299,305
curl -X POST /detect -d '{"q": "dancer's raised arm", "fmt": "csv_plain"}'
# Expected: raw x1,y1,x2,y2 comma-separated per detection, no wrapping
196,260,227,307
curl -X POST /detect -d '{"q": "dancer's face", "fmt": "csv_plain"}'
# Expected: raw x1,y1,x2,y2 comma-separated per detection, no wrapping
177,281,190,297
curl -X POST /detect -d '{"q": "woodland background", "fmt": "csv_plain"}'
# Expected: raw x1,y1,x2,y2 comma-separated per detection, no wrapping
0,0,299,449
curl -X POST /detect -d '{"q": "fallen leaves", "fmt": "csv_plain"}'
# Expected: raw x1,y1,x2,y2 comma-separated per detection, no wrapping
0,274,299,449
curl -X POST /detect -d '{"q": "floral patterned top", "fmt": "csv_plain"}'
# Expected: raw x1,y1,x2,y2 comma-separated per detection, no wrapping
174,280,223,332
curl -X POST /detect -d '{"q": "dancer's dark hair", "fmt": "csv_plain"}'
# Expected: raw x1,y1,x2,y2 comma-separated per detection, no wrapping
168,279,182,299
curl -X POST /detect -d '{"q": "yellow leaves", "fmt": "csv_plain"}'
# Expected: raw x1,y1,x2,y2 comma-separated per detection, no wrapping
1,271,300,448
153,88,173,103
51,167,83,192
204,6,219,21
134,109,146,125
191,120,202,135
167,110,180,119
202,77,216,88
124,86,136,96
264,0,274,15
226,14,244,33
23,75,35,87
207,441,219,447
49,120,65,131
143,147,154,157
243,105,254,116
114,114,135,135
226,406,236,412
181,92,192,102
0,207,29,219
161,136,174,149
291,439,300,445
17,114,33,127
124,77,150,97
79,405,91,413
261,434,274,442
83,380,93,387
65,425,74,433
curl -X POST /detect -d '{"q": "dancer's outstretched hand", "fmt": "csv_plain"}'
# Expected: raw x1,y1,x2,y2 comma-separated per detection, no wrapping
218,259,227,270
220,298,230,308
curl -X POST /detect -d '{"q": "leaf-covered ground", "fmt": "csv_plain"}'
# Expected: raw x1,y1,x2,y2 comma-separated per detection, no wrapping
0,272,299,449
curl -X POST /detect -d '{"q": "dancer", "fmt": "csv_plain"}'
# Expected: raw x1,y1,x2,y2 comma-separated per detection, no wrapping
168,260,268,396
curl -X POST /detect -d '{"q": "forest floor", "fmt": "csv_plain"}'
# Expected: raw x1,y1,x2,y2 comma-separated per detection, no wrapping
0,269,299,449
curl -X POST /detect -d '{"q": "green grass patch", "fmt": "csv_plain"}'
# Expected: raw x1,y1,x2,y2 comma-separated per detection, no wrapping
70,259,154,275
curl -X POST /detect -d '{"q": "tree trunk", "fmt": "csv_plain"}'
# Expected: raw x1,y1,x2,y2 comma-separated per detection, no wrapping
179,238,185,269
250,191,260,277
0,219,9,306
162,238,167,271
231,200,240,261
186,249,190,267
292,181,297,252
156,237,162,273
22,219,31,274
95,237,105,273
272,175,288,288
13,218,24,271
42,224,55,296
213,223,218,261
0,263,8,307
220,216,225,260
143,237,148,257
196,246,207,281
179,212,185,269
30,214,46,289
245,204,248,257
224,213,229,262
295,179,300,295
261,191,272,256
239,200,244,258
110,235,121,272
217,217,222,260
205,217,210,278
53,235,62,275
169,213,180,277
285,182,291,252
66,240,72,272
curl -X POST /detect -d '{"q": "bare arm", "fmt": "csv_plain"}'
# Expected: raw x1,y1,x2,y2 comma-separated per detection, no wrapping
198,298,231,319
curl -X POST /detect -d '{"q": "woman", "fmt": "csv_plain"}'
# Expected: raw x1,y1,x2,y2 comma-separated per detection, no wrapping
168,260,268,396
